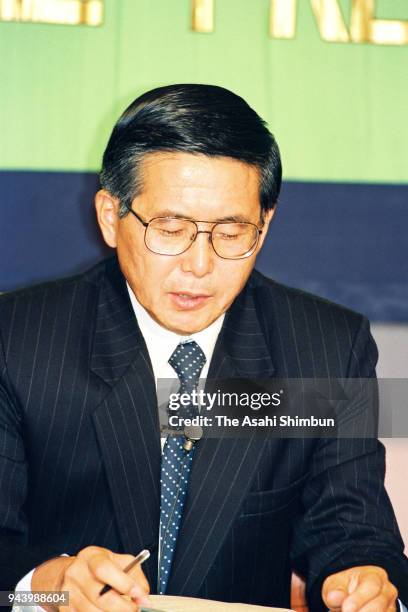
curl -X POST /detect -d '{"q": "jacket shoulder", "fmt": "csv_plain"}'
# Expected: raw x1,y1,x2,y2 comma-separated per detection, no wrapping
0,258,112,314
250,268,366,327
249,269,375,377
0,259,117,358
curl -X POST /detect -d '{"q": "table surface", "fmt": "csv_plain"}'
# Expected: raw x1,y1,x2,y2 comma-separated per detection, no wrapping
143,595,294,611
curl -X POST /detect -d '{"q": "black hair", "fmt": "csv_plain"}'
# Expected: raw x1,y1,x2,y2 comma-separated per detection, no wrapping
100,84,282,216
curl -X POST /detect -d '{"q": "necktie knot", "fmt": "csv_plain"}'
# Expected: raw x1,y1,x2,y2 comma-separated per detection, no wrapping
168,340,206,385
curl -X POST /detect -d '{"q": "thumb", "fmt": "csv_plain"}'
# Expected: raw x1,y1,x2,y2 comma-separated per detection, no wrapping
322,570,353,610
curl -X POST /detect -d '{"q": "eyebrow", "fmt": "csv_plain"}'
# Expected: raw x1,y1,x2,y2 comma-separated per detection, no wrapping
153,209,252,223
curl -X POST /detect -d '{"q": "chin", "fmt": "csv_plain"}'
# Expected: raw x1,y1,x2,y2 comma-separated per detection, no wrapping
165,314,211,335
169,322,205,335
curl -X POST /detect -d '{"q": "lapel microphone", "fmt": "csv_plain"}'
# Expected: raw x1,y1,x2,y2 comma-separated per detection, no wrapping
182,425,203,451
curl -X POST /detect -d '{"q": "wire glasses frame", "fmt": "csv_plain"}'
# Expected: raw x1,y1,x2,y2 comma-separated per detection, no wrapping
124,204,264,260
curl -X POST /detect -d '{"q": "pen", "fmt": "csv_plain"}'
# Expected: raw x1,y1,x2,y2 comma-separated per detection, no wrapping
99,548,151,596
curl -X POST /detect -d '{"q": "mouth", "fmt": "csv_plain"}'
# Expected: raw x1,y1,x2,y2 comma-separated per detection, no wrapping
168,292,212,310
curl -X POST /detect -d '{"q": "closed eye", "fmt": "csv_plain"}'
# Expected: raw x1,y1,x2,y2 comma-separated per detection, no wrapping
158,228,184,236
215,232,240,240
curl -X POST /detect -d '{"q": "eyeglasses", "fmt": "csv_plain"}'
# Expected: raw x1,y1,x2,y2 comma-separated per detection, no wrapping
124,204,263,260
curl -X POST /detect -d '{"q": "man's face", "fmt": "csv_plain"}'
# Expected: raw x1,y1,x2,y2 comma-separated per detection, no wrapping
96,152,274,335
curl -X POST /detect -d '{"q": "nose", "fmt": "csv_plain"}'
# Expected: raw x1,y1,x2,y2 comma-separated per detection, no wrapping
180,230,214,277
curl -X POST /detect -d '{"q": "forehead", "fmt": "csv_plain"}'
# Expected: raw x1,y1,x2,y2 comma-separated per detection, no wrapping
136,152,261,218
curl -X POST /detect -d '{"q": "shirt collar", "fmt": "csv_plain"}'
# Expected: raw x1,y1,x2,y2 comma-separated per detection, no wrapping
126,283,224,369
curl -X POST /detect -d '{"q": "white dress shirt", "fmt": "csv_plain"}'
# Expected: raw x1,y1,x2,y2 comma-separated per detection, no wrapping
127,283,224,385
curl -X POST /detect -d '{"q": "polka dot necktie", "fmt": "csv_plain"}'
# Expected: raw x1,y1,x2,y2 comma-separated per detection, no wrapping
158,340,206,594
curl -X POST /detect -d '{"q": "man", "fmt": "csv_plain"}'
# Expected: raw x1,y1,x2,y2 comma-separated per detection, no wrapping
0,84,407,612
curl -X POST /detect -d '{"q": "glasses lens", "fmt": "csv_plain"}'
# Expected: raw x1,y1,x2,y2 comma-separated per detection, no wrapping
146,218,196,255
212,223,259,258
145,218,259,258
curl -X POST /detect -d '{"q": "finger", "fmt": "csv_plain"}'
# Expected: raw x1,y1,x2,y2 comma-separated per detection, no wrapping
64,560,105,603
67,570,142,612
341,572,383,612
126,563,150,596
66,555,147,610
87,552,147,600
109,552,150,601
290,572,307,606
68,592,102,612
325,588,347,610
323,572,350,609
358,592,396,612
63,576,104,612
96,589,140,612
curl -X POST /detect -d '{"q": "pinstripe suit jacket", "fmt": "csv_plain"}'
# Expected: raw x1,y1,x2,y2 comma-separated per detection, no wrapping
0,256,407,610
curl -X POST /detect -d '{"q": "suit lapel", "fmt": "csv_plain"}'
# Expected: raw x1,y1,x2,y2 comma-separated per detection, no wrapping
167,280,276,595
90,258,161,587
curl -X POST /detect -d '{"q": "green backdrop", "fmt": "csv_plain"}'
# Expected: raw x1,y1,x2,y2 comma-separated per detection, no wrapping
1,0,407,182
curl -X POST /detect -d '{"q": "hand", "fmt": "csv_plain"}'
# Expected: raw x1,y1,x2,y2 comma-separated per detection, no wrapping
32,546,150,611
322,565,398,611
290,571,308,612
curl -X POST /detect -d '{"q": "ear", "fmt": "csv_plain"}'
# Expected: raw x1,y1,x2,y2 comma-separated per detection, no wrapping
257,206,276,250
95,189,120,248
